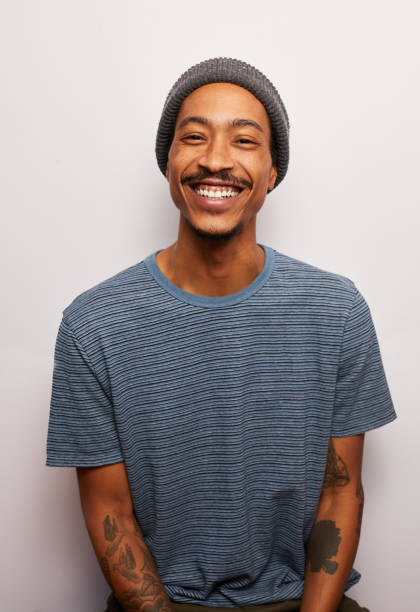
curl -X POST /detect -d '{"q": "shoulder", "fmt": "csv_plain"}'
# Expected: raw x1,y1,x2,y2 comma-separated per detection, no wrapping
268,247,358,311
61,258,153,335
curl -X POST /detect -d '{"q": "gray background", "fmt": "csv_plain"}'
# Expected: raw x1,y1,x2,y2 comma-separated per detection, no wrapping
1,1,418,610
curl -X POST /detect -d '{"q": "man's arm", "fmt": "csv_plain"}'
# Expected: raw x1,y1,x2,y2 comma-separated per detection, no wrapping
76,461,174,612
300,434,365,612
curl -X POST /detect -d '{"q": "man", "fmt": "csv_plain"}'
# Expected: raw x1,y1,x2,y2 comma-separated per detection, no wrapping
46,58,396,612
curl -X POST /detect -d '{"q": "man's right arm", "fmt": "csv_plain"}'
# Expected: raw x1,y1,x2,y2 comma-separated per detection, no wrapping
76,461,174,612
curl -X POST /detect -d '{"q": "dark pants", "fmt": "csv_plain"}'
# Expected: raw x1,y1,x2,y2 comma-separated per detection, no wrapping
104,593,369,612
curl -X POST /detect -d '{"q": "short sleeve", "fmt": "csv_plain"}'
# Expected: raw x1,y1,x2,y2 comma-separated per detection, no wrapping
331,286,397,437
46,317,123,467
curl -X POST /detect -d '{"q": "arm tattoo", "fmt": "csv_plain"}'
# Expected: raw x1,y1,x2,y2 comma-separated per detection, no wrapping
100,513,171,608
114,543,141,584
103,514,125,557
104,515,119,541
118,589,173,612
323,439,350,488
306,520,341,574
106,533,125,557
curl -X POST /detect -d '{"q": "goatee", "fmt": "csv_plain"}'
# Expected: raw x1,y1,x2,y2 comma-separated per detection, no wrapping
185,218,244,243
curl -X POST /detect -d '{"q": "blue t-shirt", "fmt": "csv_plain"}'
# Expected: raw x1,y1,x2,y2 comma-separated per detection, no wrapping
46,244,397,606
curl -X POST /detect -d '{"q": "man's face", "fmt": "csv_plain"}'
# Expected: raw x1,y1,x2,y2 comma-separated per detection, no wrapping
165,82,277,241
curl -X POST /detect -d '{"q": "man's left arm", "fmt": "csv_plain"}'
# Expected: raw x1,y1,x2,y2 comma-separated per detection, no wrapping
300,434,365,612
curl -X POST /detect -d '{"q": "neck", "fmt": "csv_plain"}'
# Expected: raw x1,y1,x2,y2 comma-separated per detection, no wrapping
155,219,265,297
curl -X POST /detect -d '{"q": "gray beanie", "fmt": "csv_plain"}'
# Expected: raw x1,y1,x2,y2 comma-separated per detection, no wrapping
155,57,290,190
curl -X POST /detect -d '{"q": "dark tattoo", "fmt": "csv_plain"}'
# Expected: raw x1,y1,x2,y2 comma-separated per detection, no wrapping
106,532,124,557
323,439,350,488
121,543,136,570
103,515,125,558
118,590,173,612
100,513,171,609
113,543,140,584
103,515,118,541
306,520,341,574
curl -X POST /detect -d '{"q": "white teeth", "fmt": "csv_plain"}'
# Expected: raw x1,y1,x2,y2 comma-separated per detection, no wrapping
194,186,239,198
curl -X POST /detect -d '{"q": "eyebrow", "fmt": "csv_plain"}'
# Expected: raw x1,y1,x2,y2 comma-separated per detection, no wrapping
177,115,264,134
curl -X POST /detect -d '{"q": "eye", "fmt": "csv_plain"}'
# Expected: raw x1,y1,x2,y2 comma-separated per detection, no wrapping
237,138,256,145
182,134,204,142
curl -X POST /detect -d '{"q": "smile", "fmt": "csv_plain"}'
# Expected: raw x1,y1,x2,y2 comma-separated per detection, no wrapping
193,184,240,199
187,182,245,206
187,184,244,208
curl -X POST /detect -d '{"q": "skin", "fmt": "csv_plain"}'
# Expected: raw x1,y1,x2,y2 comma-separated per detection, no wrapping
156,81,278,297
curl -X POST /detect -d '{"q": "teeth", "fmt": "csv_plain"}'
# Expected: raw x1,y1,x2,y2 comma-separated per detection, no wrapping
194,186,239,198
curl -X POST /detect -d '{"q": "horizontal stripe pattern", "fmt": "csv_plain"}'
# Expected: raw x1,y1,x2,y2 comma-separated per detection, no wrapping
46,245,396,606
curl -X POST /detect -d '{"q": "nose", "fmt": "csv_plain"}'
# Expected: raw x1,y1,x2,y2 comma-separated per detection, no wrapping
198,134,234,173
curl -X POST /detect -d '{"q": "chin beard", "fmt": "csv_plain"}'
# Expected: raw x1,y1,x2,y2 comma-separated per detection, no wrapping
185,218,244,242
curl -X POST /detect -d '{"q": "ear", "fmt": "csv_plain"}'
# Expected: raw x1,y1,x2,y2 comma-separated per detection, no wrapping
267,164,277,192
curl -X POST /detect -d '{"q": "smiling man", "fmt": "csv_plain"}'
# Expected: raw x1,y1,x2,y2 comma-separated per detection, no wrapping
46,58,396,612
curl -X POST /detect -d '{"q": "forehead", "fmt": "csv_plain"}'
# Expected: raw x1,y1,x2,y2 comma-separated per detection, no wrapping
175,82,271,135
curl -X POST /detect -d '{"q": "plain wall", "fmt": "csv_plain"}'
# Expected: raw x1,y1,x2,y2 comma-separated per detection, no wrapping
1,1,418,610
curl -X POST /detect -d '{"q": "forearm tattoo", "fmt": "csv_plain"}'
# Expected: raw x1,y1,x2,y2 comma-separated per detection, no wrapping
322,439,350,489
306,520,342,574
117,588,173,612
307,440,364,577
100,513,172,611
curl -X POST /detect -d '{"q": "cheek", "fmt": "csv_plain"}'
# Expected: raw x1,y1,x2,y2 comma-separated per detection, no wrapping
241,147,272,172
167,149,194,184
247,160,273,190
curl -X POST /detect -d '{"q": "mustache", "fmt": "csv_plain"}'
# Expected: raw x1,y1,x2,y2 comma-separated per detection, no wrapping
181,170,252,191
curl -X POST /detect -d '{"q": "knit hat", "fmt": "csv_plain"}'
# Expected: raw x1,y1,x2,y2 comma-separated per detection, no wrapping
155,57,290,191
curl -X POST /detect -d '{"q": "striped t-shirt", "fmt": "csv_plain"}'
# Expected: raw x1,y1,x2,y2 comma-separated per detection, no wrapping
46,244,397,606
